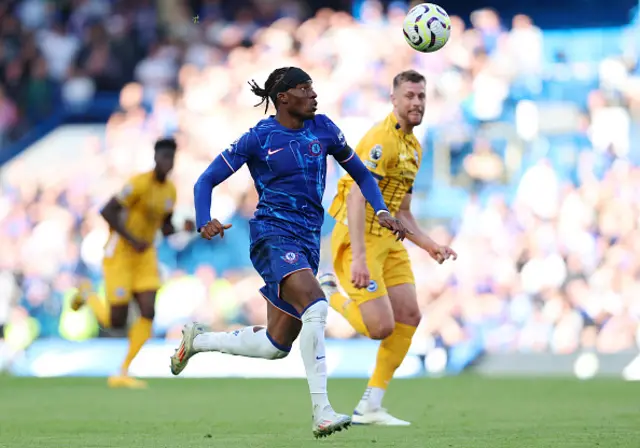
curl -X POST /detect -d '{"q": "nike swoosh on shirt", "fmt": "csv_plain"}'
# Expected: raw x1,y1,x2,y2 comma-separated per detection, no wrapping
267,148,285,155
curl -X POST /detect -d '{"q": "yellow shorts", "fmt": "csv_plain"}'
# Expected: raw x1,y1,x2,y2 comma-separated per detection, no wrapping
331,222,414,304
102,237,160,305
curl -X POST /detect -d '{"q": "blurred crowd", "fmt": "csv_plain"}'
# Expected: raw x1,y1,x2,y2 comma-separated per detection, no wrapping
1,0,640,359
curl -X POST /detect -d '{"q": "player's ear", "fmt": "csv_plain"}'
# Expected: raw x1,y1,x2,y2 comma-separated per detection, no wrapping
277,92,288,105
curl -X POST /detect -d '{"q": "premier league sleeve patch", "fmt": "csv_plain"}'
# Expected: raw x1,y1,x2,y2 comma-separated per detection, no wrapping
369,145,383,161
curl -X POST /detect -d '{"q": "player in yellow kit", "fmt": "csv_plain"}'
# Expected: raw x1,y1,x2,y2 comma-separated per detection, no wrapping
321,70,457,425
71,138,180,389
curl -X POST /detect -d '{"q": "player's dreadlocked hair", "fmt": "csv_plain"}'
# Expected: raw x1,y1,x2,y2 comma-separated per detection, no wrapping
248,67,291,114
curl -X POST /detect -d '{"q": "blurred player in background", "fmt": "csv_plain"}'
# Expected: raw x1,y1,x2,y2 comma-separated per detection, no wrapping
321,70,457,425
169,67,408,438
71,137,186,389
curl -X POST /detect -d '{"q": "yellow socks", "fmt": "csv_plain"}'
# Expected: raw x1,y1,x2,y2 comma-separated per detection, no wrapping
329,290,418,410
121,317,153,375
87,295,111,328
355,322,417,411
329,292,370,337
368,322,417,390
329,292,417,390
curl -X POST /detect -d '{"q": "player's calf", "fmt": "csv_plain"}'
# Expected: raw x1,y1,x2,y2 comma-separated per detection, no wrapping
280,270,351,433
194,325,289,359
170,324,289,376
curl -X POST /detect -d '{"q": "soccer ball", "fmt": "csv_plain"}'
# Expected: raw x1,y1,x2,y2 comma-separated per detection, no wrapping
402,3,451,53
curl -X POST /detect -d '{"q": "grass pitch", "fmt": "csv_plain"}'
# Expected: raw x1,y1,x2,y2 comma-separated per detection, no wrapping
0,376,637,447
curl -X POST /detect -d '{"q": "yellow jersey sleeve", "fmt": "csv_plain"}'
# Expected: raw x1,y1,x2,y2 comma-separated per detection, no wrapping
354,128,397,180
114,174,148,209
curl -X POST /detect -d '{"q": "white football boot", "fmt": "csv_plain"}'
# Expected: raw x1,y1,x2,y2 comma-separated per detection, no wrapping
352,404,411,426
312,405,352,438
170,322,205,375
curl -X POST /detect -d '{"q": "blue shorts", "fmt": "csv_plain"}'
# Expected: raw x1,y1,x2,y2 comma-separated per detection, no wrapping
250,235,320,320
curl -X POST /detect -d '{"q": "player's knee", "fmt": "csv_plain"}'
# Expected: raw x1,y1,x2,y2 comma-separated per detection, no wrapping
109,305,128,328
281,271,325,311
397,308,421,327
361,300,395,339
110,315,127,329
139,308,155,321
301,298,328,323
298,285,326,308
368,321,394,340
264,332,291,360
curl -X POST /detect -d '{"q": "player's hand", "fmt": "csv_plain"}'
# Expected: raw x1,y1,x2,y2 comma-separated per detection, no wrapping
199,219,232,240
184,219,196,232
377,211,412,241
351,255,370,289
427,244,457,264
130,239,149,253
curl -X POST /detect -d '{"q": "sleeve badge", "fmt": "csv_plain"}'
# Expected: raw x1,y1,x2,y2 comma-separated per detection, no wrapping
369,144,383,161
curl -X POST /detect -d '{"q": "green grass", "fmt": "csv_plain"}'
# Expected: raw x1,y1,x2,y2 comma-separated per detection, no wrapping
0,376,638,447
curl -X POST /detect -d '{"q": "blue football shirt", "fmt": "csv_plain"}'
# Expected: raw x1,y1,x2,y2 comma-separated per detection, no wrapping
219,114,354,247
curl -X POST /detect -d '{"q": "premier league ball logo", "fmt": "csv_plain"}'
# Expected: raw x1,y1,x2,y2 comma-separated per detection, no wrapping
369,145,383,161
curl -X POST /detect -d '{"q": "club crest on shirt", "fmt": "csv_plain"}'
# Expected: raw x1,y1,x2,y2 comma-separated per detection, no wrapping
282,251,299,264
369,145,382,161
115,287,127,298
366,280,378,293
308,141,323,157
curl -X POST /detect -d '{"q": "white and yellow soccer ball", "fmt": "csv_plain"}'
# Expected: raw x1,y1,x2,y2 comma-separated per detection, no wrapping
402,3,452,53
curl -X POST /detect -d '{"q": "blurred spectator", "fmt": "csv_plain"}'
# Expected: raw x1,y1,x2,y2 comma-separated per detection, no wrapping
0,0,639,360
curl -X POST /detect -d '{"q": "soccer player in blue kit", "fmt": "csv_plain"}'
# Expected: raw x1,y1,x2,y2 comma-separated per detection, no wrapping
169,67,409,438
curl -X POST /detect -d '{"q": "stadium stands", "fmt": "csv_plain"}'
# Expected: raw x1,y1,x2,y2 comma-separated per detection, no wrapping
1,0,639,361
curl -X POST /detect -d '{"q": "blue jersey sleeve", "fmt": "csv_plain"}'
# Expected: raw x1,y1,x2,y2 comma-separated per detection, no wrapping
220,131,256,172
319,114,353,162
316,114,386,212
194,131,257,230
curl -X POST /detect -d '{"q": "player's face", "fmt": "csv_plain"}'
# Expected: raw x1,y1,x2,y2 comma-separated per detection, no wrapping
286,82,318,120
155,148,175,176
392,81,426,127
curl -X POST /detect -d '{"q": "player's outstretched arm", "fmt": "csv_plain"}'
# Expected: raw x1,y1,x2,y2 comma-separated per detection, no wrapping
335,147,409,241
345,183,370,288
396,193,457,264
